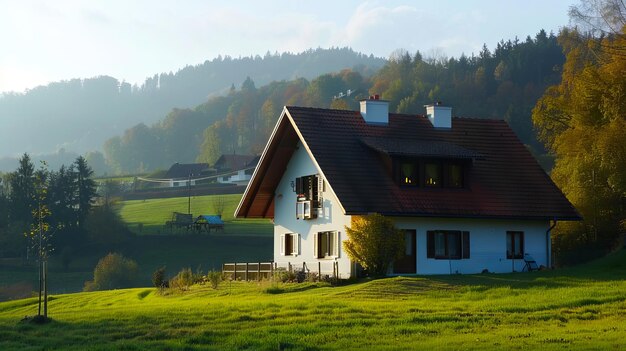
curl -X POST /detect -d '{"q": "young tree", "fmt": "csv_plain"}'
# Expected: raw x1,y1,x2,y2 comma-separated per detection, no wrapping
27,162,53,320
343,214,405,277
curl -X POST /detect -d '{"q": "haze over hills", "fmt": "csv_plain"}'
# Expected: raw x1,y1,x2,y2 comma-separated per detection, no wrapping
0,48,385,171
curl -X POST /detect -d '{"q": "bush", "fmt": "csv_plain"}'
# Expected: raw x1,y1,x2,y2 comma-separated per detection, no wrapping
343,213,405,277
152,267,168,288
169,267,195,291
205,270,222,289
84,253,139,291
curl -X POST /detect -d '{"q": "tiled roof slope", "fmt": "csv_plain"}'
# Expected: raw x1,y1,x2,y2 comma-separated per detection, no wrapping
166,163,210,179
287,106,579,220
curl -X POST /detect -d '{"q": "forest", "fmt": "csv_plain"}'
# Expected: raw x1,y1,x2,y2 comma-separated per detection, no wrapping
0,47,385,170
104,29,564,175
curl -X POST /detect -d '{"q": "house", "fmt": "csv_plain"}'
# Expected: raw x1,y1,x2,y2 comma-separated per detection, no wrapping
214,154,259,185
235,97,580,278
165,163,211,187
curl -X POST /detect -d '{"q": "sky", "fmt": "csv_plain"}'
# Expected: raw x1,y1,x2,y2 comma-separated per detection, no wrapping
0,0,576,94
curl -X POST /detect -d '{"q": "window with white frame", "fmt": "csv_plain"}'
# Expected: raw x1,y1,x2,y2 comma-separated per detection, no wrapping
295,174,323,220
280,233,300,256
314,231,339,259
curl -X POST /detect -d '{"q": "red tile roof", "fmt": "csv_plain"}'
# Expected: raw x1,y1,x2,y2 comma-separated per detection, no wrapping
236,106,580,221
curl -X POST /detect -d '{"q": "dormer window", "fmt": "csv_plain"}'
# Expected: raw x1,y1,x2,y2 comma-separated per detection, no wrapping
295,174,322,219
396,158,467,189
400,162,417,186
424,162,441,187
446,163,463,188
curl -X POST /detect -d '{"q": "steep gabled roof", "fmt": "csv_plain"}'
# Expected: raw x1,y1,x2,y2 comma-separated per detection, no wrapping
236,106,580,221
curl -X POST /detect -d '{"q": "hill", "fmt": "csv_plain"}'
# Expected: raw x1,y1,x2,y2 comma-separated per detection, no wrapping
0,48,385,169
1,250,625,350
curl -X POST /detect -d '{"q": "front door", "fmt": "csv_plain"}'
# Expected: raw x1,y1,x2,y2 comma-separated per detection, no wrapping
394,230,417,274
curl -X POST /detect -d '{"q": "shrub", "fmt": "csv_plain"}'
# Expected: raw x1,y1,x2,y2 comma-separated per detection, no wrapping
205,270,222,289
343,213,405,277
84,253,139,291
275,269,297,283
169,267,195,290
152,266,168,288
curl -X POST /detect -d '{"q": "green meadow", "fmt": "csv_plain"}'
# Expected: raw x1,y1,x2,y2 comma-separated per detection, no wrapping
1,250,625,350
1,194,272,296
117,193,271,236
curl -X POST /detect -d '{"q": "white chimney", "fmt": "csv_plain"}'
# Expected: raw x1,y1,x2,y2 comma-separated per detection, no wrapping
426,102,452,129
360,95,389,125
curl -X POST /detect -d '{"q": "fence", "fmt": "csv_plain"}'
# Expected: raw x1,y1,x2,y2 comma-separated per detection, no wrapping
222,261,339,281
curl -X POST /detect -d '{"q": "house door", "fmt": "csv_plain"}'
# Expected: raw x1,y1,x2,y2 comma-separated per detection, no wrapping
394,230,416,274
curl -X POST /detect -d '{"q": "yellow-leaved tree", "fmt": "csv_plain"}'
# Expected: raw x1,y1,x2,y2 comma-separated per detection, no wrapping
532,24,626,264
343,214,405,277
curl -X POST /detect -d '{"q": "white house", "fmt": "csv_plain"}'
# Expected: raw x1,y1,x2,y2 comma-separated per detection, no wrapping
235,97,580,278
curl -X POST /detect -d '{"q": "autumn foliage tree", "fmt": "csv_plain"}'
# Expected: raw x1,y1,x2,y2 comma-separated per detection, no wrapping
343,214,405,277
532,25,626,263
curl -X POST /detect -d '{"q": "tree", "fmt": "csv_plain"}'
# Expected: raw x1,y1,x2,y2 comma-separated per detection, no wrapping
74,156,96,229
532,27,626,263
343,214,405,277
27,162,53,321
9,153,35,224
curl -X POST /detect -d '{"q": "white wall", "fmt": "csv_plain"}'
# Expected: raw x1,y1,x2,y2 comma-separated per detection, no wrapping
271,144,551,277
273,141,352,278
392,217,550,274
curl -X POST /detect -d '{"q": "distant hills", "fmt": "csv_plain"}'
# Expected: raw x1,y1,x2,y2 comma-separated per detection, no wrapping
0,48,385,171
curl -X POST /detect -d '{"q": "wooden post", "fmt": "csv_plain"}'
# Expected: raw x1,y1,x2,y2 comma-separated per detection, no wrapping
288,262,292,273
234,263,237,281
271,262,274,280
43,261,48,318
318,261,321,280
245,263,249,281
257,262,261,281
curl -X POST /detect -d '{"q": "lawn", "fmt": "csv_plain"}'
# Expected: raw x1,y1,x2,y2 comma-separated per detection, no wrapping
117,193,272,236
1,250,625,350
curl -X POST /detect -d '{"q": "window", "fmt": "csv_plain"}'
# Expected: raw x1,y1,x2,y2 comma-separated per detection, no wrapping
424,162,441,187
446,163,463,188
427,230,470,259
400,161,417,185
395,159,466,189
506,231,524,259
314,231,339,258
295,174,322,219
280,233,299,256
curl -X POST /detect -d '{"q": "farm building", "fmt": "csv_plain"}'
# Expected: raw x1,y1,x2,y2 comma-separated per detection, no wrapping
235,97,580,278
214,154,259,185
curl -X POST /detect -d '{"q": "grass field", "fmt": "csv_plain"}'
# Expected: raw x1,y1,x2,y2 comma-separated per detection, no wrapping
117,193,271,236
1,250,625,350
1,194,272,297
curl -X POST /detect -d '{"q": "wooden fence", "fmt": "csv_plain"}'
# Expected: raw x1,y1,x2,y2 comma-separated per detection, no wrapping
222,261,339,281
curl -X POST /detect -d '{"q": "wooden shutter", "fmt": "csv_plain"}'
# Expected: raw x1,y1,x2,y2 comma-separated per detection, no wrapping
427,231,435,258
280,234,285,256
295,177,302,195
333,231,340,258
293,233,300,256
462,231,470,259
313,233,318,258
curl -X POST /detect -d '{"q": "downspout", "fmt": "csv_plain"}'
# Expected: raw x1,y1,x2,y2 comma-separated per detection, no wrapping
546,218,557,268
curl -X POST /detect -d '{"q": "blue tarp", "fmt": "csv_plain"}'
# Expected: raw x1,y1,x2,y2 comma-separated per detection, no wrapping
196,215,224,225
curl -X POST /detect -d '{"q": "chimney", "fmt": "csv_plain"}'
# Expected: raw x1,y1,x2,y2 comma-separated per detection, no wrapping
426,102,452,129
360,95,389,125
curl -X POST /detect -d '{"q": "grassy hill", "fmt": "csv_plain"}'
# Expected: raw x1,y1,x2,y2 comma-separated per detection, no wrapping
1,250,625,350
117,193,271,236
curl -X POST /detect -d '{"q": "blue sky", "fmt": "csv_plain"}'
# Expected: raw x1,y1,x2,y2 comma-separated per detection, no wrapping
0,0,575,94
